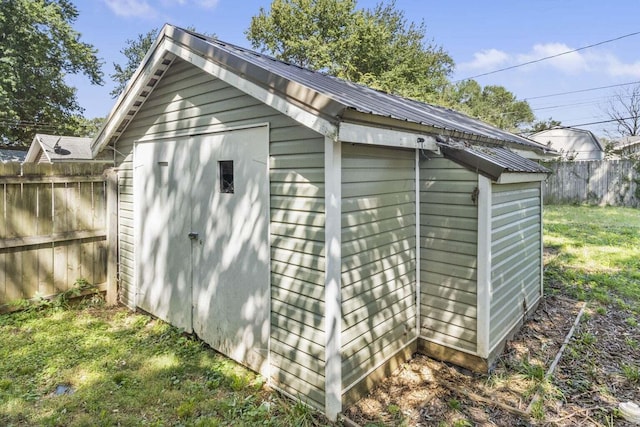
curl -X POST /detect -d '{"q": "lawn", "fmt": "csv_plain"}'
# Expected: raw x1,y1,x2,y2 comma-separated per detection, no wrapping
1,205,638,426
0,298,327,426
544,205,640,312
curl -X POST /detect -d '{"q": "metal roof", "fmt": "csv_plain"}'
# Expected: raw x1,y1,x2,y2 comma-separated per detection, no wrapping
438,143,550,181
183,28,547,152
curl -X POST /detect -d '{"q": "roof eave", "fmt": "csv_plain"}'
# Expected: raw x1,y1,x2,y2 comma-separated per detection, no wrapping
168,26,346,120
439,144,505,181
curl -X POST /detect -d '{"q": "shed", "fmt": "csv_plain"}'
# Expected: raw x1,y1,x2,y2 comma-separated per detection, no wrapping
529,127,604,161
24,134,113,164
91,25,551,420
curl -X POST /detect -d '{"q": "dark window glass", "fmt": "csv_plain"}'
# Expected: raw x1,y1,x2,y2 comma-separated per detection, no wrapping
219,160,234,193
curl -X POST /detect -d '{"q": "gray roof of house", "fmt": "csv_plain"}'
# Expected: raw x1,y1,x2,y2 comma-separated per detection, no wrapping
35,134,94,161
0,148,27,163
182,28,547,153
438,143,550,180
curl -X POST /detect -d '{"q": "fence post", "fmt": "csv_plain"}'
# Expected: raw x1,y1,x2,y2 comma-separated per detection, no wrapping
105,168,118,306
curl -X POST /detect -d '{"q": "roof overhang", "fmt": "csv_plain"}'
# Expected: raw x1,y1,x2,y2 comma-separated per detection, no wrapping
439,143,550,182
92,25,343,156
90,24,561,160
24,135,47,163
338,122,438,150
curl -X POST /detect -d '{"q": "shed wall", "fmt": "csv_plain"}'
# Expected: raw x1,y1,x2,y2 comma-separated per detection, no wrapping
340,144,416,393
112,58,326,408
489,181,542,351
419,156,478,353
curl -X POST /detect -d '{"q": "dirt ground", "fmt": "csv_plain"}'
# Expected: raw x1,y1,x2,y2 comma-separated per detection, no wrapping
343,294,640,426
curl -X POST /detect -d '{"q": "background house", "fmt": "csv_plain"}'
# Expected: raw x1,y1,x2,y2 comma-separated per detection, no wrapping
90,25,551,420
24,134,112,164
612,136,640,159
529,127,604,161
0,148,27,163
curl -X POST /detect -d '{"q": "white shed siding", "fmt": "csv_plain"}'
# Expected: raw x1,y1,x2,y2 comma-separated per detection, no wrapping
112,59,326,408
340,144,416,391
489,181,542,350
419,156,478,353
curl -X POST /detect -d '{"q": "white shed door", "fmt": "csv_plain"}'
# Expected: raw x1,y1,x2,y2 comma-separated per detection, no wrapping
135,126,270,374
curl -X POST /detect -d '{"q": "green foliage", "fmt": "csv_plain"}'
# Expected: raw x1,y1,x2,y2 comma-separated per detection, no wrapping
0,0,103,146
447,398,462,411
625,337,638,350
440,80,534,132
110,28,159,98
527,117,562,133
530,398,545,420
621,364,640,383
246,0,453,102
246,0,534,131
518,359,546,381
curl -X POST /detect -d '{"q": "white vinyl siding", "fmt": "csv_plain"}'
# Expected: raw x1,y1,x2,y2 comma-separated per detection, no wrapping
419,156,478,353
489,181,542,350
112,58,326,409
340,144,416,391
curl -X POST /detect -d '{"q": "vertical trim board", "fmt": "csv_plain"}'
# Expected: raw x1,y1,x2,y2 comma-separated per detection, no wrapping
324,136,342,421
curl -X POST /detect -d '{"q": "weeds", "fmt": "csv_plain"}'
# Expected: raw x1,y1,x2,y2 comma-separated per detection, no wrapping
621,364,640,383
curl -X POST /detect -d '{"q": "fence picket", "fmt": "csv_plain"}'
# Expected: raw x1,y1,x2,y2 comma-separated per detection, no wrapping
543,160,639,207
0,163,111,307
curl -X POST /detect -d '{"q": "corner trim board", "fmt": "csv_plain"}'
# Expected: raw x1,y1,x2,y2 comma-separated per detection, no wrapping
324,136,342,421
476,175,492,358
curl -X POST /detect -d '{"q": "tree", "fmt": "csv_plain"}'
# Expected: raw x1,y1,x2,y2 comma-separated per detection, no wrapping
247,0,535,131
442,80,534,132
0,0,103,146
110,28,159,98
528,117,562,133
246,0,454,102
603,84,640,137
110,26,211,98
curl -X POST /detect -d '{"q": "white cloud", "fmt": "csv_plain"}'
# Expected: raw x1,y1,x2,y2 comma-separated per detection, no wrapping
160,0,219,9
459,49,510,71
598,53,640,78
102,0,156,18
516,43,589,74
196,0,219,8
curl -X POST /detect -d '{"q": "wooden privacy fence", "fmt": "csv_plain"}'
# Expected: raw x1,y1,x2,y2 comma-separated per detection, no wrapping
0,163,117,308
542,160,640,207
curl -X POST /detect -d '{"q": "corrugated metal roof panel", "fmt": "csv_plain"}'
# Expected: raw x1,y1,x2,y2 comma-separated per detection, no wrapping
187,30,545,151
439,143,549,180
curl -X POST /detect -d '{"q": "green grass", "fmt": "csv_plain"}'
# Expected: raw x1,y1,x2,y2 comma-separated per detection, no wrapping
0,300,328,426
543,205,640,312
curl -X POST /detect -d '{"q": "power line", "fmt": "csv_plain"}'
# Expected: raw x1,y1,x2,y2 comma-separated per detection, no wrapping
454,30,640,82
524,81,640,101
561,116,638,129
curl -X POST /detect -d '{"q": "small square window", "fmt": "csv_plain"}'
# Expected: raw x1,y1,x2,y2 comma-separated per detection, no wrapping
219,160,234,193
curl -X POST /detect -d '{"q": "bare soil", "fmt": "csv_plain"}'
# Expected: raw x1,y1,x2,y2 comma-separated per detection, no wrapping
344,295,640,426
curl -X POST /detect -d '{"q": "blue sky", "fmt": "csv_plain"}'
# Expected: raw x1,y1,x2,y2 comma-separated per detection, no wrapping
68,0,640,137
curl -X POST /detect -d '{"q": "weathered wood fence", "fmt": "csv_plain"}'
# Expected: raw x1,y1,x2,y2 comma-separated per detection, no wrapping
542,160,640,207
0,163,117,308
